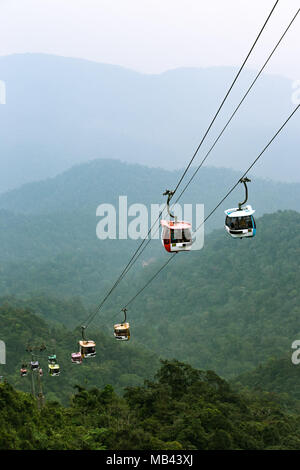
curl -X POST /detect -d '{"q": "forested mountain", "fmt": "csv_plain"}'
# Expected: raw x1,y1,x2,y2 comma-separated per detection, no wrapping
0,301,159,405
0,54,299,193
1,18,299,453
0,159,299,308
1,159,300,217
97,209,300,379
233,355,300,408
0,206,299,382
0,158,299,449
2,360,300,450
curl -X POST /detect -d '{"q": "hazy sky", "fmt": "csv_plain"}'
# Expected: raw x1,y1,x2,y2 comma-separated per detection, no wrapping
0,0,299,79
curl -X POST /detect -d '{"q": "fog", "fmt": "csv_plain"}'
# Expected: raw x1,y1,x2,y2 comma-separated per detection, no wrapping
0,0,299,79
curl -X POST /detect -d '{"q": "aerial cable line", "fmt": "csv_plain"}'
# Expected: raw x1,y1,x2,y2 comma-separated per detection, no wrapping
83,0,280,328
119,102,300,310
112,0,282,276
172,0,280,196
122,5,299,270
123,255,176,310
192,102,300,235
109,254,176,321
108,5,299,284
82,0,279,329
172,7,300,206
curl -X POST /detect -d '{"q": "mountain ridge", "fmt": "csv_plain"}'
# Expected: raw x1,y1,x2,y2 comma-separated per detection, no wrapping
0,158,299,216
0,53,299,193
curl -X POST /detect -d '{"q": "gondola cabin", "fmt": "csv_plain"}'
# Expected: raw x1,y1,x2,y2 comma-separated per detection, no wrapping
20,368,28,377
224,205,256,239
30,361,39,371
71,352,83,364
48,354,56,364
79,340,96,358
48,364,60,376
114,322,130,341
160,220,192,253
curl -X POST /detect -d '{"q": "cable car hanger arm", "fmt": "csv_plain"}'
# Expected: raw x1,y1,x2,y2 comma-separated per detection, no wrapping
163,189,176,221
238,177,251,210
121,308,127,323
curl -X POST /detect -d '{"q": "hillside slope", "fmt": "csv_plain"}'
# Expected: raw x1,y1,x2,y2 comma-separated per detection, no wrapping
0,161,299,381
1,159,300,217
233,355,300,406
2,360,300,450
0,160,299,308
1,209,295,382
0,300,159,405
107,210,300,378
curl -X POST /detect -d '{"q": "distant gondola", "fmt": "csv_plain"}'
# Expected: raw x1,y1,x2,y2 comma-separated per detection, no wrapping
79,340,96,358
20,366,28,377
71,352,82,364
78,326,96,358
48,354,57,364
48,363,60,376
114,308,130,341
30,361,39,371
225,178,256,239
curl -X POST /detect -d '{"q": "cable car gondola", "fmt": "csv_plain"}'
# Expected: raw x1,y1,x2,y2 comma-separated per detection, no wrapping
30,361,39,371
114,308,130,341
20,365,28,377
160,190,193,253
79,326,96,358
225,178,256,239
48,354,57,364
48,363,60,376
79,340,96,358
71,352,83,364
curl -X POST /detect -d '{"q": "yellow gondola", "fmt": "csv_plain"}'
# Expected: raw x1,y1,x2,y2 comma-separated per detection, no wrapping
79,326,96,358
48,363,60,376
114,308,130,341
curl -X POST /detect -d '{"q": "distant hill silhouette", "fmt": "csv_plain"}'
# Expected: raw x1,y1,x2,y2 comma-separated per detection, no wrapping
0,53,299,192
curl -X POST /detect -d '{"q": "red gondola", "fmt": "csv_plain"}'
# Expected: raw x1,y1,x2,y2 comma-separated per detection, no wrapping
20,367,28,377
160,190,193,253
161,220,192,252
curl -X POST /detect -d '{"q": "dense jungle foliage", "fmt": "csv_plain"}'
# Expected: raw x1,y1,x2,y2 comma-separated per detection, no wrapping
2,360,300,450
